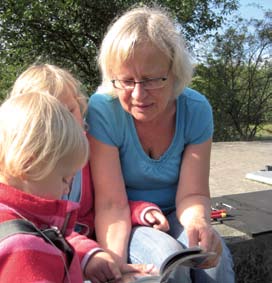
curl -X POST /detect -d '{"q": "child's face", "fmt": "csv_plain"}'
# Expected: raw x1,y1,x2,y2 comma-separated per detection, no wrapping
58,88,83,127
25,159,82,200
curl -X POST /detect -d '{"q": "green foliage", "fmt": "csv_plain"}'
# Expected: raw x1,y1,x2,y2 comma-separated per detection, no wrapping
1,0,270,142
192,13,272,141
0,0,238,98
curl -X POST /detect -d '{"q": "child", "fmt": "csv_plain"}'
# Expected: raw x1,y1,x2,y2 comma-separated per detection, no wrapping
9,64,170,234
0,92,119,282
10,64,96,236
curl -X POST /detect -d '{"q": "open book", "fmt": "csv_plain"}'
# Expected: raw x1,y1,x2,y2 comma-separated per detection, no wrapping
126,246,215,283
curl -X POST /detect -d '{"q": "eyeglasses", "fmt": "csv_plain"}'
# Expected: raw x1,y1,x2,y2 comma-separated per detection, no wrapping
111,76,168,90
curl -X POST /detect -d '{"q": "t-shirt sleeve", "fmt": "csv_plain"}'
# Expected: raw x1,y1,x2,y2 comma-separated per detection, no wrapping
184,90,214,144
86,93,123,147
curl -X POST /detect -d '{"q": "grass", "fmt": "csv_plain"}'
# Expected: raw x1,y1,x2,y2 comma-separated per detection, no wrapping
255,123,272,141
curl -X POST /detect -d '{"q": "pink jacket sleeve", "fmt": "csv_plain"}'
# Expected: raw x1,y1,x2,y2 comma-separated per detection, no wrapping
76,162,95,238
129,200,162,226
0,233,82,283
65,206,103,273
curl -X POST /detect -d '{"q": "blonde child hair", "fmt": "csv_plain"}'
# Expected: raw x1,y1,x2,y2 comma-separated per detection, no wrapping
10,64,88,115
0,91,89,181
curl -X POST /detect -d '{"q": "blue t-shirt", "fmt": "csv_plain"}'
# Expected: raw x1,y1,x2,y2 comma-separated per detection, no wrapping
86,88,213,212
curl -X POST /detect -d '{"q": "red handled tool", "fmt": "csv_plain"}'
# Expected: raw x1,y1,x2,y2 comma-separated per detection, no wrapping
211,209,227,220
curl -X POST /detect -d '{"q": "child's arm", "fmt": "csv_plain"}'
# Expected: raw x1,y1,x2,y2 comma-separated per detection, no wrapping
83,250,122,282
67,231,121,282
72,238,156,282
84,252,157,283
129,201,169,232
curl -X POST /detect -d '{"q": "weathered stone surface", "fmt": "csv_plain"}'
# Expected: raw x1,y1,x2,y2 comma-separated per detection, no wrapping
210,141,272,283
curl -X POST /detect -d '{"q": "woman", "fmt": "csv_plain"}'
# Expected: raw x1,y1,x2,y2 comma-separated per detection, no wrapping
87,6,234,282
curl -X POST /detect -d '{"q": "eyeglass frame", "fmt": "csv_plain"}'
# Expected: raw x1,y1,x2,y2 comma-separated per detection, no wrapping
111,69,170,90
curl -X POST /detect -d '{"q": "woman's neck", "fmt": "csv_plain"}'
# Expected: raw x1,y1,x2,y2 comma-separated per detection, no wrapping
134,100,177,159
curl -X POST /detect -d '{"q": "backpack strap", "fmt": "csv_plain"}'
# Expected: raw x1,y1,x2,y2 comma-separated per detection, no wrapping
0,219,74,267
0,218,41,239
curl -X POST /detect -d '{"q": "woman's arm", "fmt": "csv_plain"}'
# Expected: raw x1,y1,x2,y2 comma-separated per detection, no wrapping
176,138,222,267
176,138,211,225
88,135,131,266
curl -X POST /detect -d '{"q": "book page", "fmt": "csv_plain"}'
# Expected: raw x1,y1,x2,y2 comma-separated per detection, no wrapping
129,247,215,283
160,247,216,282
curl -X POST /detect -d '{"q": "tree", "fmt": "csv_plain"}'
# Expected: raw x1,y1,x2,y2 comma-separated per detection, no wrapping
192,12,272,141
0,0,238,98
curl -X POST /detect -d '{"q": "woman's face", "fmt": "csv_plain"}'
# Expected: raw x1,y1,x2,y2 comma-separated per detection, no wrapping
112,44,175,123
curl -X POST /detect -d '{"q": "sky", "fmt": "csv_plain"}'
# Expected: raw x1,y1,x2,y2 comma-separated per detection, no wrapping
238,0,271,19
192,0,271,62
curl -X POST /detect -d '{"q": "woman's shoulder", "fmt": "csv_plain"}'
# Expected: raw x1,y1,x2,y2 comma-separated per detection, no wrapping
178,87,212,114
179,87,209,104
89,92,123,113
89,93,127,121
90,92,117,105
178,88,213,143
87,92,127,145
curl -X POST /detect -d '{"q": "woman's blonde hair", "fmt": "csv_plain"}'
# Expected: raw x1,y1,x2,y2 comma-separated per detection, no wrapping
10,64,88,114
98,6,193,97
0,92,89,181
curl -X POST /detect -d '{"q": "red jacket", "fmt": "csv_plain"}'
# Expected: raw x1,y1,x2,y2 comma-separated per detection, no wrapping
0,165,161,282
0,183,100,283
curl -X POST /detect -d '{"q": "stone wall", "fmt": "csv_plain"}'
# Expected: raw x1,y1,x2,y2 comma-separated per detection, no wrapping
228,234,272,283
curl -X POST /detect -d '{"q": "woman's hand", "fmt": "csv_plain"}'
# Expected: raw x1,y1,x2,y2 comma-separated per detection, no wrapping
185,217,222,268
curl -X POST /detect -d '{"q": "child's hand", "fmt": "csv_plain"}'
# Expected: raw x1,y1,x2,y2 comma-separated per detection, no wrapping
84,251,121,283
120,263,158,283
144,209,169,231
